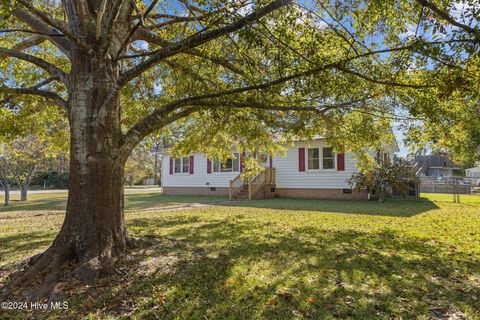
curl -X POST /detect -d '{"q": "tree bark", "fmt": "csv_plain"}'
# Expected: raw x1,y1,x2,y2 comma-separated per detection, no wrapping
5,55,133,291
4,183,9,206
11,1,144,287
20,187,27,202
154,154,158,185
52,55,130,283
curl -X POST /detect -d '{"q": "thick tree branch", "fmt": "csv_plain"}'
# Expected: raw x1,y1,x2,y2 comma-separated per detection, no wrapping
95,0,108,39
187,100,342,114
0,86,66,109
121,95,374,153
0,77,60,105
0,36,45,61
12,8,71,54
130,29,244,75
416,0,480,38
16,0,94,54
114,0,160,60
119,0,292,86
131,13,199,20
0,29,65,37
100,0,124,55
0,47,66,80
120,107,202,157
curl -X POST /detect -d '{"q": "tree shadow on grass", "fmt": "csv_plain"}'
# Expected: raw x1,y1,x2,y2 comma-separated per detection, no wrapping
0,193,227,214
0,199,67,213
54,215,480,319
225,197,440,217
0,231,56,278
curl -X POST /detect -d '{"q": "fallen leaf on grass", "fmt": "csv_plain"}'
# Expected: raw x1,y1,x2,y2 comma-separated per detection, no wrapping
267,297,277,306
307,296,317,304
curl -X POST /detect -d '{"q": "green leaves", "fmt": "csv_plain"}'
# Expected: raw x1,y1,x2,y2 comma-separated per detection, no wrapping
0,0,13,19
2,0,479,169
349,157,417,202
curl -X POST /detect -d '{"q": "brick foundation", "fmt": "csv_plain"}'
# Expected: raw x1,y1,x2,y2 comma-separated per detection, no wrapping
163,186,229,196
163,186,367,200
265,187,367,200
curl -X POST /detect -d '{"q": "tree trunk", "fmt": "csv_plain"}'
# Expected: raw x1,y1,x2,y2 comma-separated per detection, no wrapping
1,57,134,295
4,183,9,206
154,153,159,185
0,2,142,300
53,56,130,283
20,187,27,202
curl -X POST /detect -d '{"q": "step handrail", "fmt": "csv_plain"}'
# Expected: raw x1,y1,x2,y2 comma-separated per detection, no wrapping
230,167,276,200
229,173,244,199
248,170,266,200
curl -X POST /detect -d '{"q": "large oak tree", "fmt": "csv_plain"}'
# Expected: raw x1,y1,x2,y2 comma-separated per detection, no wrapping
0,0,476,299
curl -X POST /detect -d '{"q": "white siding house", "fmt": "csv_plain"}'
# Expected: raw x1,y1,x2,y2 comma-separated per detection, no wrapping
162,153,239,189
162,138,397,200
466,165,480,179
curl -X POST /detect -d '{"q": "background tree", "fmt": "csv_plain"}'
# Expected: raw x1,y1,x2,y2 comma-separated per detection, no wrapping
9,136,49,201
0,97,68,201
145,135,165,185
0,145,16,206
0,0,471,299
124,142,155,186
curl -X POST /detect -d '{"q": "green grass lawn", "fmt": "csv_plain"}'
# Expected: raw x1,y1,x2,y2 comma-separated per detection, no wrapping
420,192,480,203
0,190,227,213
1,191,479,319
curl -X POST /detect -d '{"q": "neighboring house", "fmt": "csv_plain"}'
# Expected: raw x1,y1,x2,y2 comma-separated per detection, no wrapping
466,165,480,179
466,165,480,186
414,153,460,177
161,138,398,200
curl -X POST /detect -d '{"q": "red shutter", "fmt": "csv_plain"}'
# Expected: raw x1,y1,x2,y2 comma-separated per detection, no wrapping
298,148,305,172
207,158,212,174
337,153,345,171
169,157,173,175
240,153,245,172
189,155,194,174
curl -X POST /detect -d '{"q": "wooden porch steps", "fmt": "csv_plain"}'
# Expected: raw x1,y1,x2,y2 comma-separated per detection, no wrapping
232,184,264,200
229,168,276,200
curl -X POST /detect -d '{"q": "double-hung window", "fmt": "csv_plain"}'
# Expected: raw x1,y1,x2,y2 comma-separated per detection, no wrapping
174,157,190,174
307,148,320,170
213,153,240,172
307,147,335,170
322,147,335,169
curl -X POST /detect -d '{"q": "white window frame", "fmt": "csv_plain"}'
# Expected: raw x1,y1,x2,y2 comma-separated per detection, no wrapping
213,153,240,173
173,157,190,174
305,147,336,172
174,158,181,174
307,148,320,171
322,147,336,170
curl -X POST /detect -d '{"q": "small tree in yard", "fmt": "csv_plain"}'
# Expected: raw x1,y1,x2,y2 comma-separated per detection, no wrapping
9,136,49,201
349,158,417,203
124,142,154,186
0,146,16,206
